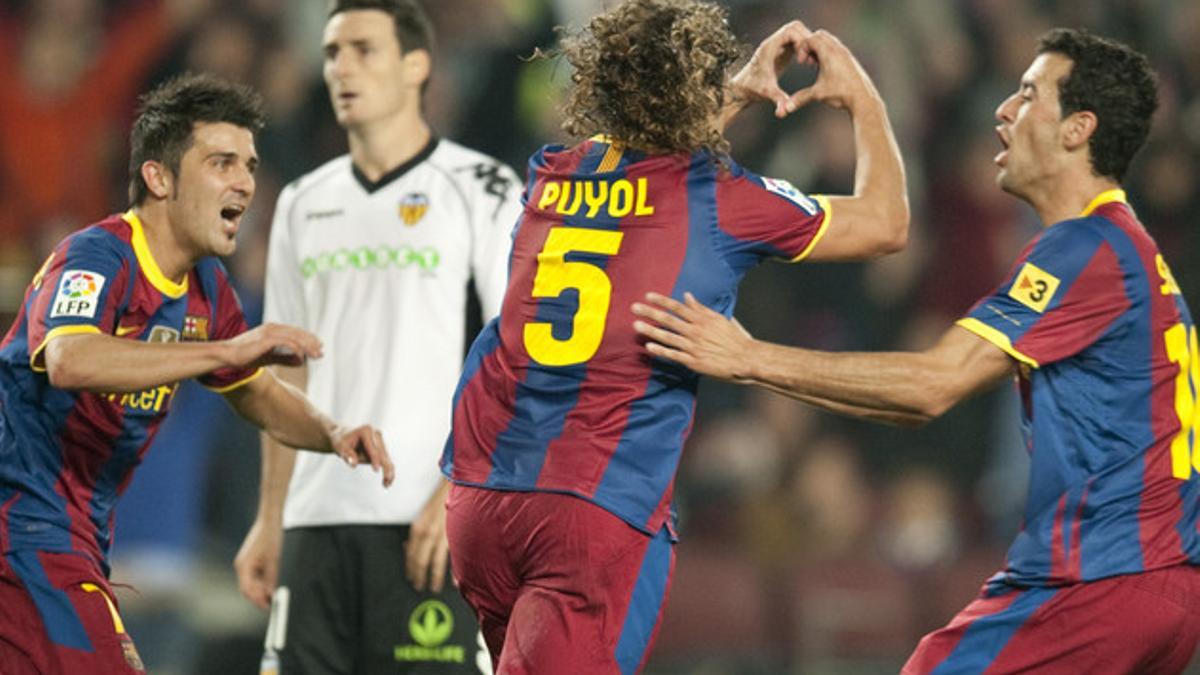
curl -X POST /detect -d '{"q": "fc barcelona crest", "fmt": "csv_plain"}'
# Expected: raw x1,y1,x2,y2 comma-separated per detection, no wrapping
399,192,430,226
183,315,209,341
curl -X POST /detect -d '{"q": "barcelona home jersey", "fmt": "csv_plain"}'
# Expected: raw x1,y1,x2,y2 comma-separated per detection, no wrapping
0,211,259,573
958,190,1200,586
442,137,829,535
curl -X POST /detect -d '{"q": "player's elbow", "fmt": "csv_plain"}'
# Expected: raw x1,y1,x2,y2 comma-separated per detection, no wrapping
873,196,910,255
43,340,87,390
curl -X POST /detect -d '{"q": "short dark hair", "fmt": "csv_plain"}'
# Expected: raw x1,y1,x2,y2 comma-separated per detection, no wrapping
328,0,435,54
1037,28,1158,183
128,73,266,205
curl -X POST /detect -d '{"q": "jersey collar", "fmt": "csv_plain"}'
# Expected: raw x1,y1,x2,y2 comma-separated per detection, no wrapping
1080,189,1127,217
351,136,440,194
123,210,188,298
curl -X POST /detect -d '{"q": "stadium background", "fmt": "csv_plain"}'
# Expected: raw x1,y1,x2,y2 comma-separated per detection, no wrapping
1,0,1198,672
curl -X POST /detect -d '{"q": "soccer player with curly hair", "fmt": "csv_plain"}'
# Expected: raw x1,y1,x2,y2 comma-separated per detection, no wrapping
441,0,910,671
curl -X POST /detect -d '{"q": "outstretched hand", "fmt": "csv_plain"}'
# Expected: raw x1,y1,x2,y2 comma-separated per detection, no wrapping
331,424,395,487
631,292,756,381
225,323,324,369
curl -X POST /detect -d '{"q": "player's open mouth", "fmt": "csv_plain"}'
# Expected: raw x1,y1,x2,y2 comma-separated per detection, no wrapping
221,204,245,235
994,128,1010,165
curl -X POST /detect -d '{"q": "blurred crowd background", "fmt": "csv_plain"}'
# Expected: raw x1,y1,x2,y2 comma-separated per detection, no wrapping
1,0,1198,673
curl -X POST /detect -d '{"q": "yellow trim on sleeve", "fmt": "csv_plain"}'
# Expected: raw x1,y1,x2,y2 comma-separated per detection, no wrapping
1080,189,1127,216
30,325,103,372
789,195,833,263
122,210,187,299
955,317,1040,368
80,583,126,634
204,366,265,393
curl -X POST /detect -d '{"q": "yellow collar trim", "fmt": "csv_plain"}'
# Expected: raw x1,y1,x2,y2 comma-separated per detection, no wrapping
1080,189,1127,217
123,210,187,298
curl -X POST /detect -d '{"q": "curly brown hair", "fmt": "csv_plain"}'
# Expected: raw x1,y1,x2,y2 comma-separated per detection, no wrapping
556,0,743,155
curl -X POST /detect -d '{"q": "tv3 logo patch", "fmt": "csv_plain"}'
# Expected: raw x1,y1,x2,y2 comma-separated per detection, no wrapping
1008,262,1060,313
51,270,106,318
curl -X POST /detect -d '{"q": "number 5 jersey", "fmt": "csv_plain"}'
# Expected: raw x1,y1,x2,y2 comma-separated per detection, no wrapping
442,137,830,536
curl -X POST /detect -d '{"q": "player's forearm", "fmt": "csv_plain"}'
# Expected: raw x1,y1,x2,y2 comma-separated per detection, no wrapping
761,385,933,427
831,95,910,255
43,333,233,392
740,341,952,421
253,365,306,523
226,371,337,454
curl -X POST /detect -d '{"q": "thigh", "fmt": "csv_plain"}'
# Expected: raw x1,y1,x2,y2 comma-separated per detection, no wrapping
446,485,521,667
274,528,355,675
356,526,491,674
500,497,675,675
3,550,144,675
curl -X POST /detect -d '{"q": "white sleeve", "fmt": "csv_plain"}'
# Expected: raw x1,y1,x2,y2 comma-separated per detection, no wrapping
469,162,523,321
263,184,307,327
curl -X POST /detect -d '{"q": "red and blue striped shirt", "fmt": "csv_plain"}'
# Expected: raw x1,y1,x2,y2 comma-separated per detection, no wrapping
958,190,1200,586
0,211,259,574
442,138,829,535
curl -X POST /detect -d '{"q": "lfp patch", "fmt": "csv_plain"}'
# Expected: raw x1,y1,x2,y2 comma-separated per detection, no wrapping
762,177,819,215
51,270,106,318
1008,262,1061,313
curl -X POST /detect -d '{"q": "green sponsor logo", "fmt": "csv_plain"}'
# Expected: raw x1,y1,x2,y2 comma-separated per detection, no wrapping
394,600,464,664
299,245,441,278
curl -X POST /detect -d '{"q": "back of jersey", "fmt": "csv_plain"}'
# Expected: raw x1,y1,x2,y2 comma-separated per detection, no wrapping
444,137,828,534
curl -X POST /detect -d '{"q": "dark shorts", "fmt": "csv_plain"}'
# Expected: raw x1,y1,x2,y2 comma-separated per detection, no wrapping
903,564,1200,674
446,484,676,675
0,549,144,674
269,525,488,674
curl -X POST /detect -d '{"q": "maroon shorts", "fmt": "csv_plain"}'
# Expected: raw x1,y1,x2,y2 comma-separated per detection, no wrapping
903,564,1200,674
446,485,675,674
0,550,144,674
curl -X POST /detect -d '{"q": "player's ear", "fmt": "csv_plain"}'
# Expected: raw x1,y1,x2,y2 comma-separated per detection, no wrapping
403,48,432,91
1062,110,1097,153
140,161,173,200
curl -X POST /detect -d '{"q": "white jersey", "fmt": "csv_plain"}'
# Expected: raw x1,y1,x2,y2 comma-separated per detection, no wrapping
265,138,522,527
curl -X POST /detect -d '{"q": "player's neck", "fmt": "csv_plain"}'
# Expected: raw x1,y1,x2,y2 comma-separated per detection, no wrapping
132,203,194,284
1026,169,1119,227
347,111,431,183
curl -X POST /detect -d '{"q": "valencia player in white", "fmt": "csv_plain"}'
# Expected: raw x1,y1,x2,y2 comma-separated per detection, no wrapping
234,2,520,672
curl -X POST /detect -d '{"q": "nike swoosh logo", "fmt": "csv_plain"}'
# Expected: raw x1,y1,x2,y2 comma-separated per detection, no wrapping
115,325,142,337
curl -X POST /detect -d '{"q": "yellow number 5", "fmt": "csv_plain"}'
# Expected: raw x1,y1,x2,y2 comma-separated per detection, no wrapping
1165,322,1200,479
524,227,624,366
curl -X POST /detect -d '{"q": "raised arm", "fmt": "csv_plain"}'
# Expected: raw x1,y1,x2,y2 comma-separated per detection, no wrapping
792,31,909,261
718,25,909,262
632,293,1013,426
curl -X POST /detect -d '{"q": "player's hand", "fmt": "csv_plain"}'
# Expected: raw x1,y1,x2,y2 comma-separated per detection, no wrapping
224,323,324,369
787,30,882,113
331,425,394,487
729,20,816,118
234,517,283,610
632,292,756,381
405,480,451,593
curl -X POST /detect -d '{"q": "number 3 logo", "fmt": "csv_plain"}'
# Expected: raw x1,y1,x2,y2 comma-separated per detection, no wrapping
1165,322,1200,479
524,227,624,366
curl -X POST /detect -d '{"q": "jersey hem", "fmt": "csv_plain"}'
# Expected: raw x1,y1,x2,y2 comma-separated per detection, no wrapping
955,318,1040,368
29,325,103,372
